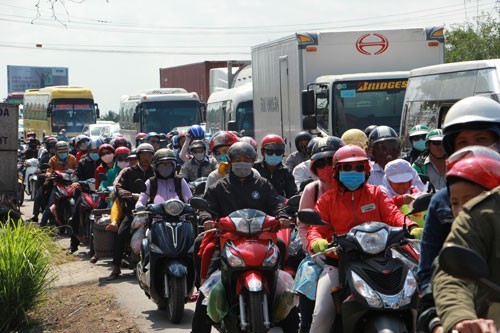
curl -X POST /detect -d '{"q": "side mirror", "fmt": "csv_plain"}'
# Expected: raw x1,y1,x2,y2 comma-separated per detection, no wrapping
297,209,326,226
132,179,146,193
301,90,315,115
190,197,209,211
195,182,206,194
133,112,139,123
47,104,53,118
227,120,237,132
408,193,433,215
95,103,100,119
286,194,301,208
439,245,489,280
302,116,317,130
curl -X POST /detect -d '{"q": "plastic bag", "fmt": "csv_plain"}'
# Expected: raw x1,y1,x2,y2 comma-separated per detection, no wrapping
207,279,229,323
272,270,298,322
130,227,144,255
96,215,111,225
199,270,221,301
131,214,148,229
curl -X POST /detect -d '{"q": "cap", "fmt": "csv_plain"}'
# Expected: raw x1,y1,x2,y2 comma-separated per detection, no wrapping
409,125,430,137
426,129,444,142
384,159,416,183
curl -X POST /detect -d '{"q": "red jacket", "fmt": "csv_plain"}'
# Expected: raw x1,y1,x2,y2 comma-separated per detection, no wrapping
307,182,417,255
95,164,110,190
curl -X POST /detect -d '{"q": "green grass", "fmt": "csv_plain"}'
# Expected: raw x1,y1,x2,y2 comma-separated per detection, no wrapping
0,218,58,333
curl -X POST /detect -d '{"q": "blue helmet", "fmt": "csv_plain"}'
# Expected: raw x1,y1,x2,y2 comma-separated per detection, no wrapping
188,125,205,139
145,132,160,141
89,137,103,150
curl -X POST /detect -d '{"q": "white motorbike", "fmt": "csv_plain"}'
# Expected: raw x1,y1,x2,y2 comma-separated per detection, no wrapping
24,158,39,200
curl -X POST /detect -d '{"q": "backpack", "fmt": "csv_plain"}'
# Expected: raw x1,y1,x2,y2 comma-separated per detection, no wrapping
147,176,185,205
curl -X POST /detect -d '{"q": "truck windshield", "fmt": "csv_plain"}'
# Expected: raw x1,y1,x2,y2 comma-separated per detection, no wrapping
52,99,96,133
141,100,201,133
332,79,407,136
235,100,254,137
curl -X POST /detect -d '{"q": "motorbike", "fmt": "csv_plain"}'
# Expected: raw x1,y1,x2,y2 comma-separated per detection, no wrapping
50,169,75,230
76,178,99,253
24,158,39,199
298,209,421,333
191,197,299,333
134,197,196,324
189,177,208,197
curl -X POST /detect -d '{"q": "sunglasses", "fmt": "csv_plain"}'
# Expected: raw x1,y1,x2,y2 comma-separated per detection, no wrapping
337,164,366,172
410,135,427,141
117,157,128,162
429,141,442,146
264,149,284,156
149,140,160,144
314,158,333,169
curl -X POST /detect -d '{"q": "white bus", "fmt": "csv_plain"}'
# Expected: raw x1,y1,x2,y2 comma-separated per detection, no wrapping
205,83,253,137
400,59,500,144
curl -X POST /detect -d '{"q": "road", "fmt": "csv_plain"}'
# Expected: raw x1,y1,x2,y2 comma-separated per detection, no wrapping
20,199,283,332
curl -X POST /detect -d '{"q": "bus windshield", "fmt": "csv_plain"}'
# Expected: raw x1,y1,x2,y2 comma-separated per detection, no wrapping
332,79,407,136
235,100,254,137
52,99,96,133
141,100,201,133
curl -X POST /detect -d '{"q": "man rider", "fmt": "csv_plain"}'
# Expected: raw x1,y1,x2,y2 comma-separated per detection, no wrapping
285,131,312,171
412,129,447,190
178,140,217,182
404,124,430,164
23,137,40,160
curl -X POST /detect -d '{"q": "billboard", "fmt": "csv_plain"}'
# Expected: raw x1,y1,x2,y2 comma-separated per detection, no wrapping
7,65,69,93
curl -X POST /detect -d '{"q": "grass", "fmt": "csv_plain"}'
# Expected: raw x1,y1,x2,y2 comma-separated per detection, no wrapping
0,218,59,333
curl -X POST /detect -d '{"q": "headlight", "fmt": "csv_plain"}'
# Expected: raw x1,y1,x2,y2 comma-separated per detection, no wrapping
263,245,279,267
399,270,417,307
161,199,184,216
224,244,245,267
351,271,382,308
354,229,388,254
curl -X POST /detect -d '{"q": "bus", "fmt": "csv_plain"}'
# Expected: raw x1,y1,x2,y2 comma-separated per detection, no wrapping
205,83,253,137
23,86,99,138
400,59,500,146
119,88,203,145
4,92,24,105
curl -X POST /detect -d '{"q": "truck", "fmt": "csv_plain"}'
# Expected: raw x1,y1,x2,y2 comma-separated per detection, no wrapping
251,27,445,153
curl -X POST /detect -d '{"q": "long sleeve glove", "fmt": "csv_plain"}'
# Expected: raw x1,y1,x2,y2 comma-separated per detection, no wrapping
311,238,329,253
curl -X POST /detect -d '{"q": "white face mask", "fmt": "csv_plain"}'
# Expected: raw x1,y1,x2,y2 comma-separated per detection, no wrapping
101,153,114,164
193,152,205,161
117,161,129,169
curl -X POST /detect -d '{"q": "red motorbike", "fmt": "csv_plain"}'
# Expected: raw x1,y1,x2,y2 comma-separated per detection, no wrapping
76,179,100,249
49,170,75,230
276,195,304,277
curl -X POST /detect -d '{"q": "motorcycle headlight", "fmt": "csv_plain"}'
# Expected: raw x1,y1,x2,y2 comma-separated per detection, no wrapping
263,245,279,267
351,271,383,308
161,199,184,216
224,244,245,268
399,270,417,307
354,229,388,254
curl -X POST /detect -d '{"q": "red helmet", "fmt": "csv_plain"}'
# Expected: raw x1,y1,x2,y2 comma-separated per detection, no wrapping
261,134,285,150
332,145,369,168
240,136,258,151
113,136,128,148
114,146,130,157
446,156,500,190
135,132,147,140
98,143,115,156
209,131,240,152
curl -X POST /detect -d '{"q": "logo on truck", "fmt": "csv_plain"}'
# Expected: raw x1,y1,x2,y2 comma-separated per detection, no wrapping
355,33,389,55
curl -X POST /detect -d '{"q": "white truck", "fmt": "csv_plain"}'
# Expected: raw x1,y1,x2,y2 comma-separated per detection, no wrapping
251,27,445,153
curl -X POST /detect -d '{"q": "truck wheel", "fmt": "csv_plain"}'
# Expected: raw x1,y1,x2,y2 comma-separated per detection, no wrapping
247,291,266,333
166,275,185,324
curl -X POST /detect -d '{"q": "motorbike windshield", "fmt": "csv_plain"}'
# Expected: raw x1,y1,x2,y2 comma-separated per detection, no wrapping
229,209,267,234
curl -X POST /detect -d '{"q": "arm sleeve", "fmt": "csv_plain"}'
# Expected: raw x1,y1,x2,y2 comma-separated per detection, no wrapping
178,163,190,180
180,178,193,203
198,185,221,223
115,169,129,199
297,182,317,251
376,188,416,228
306,194,334,252
135,180,151,208
75,161,83,181
284,169,298,198
179,138,191,163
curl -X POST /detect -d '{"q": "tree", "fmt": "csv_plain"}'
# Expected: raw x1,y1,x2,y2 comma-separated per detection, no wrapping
445,10,500,63
101,111,119,122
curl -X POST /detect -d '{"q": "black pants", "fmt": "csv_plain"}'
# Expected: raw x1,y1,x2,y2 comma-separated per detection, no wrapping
112,214,132,266
70,195,83,250
191,293,216,333
299,293,314,332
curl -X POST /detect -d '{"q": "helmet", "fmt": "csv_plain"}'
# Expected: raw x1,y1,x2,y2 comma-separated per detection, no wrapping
189,139,206,151
145,132,160,141
341,129,368,150
128,148,138,159
294,131,312,151
28,137,39,145
426,129,444,143
368,126,399,147
306,137,321,155
55,141,69,152
332,145,369,167
446,155,500,190
311,136,345,161
136,143,155,155
228,142,257,161
209,131,240,152
261,134,285,150
26,131,36,139
446,145,500,171
98,143,114,156
364,125,378,137
153,148,177,165
188,125,205,139
114,146,130,158
409,124,430,138
88,137,103,151
240,136,258,151
75,134,90,148
113,136,128,148
135,132,147,141
46,137,57,148
442,96,500,155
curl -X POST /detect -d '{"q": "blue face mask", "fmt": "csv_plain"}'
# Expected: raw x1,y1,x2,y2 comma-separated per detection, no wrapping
58,153,68,160
339,171,365,191
215,154,228,163
265,154,283,166
412,139,426,152
89,153,100,161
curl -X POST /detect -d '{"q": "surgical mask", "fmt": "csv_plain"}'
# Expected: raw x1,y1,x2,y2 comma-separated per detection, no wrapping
412,139,426,152
58,153,68,160
89,153,100,161
215,154,228,163
157,164,174,178
339,171,365,191
193,152,205,161
316,167,334,184
117,161,129,169
231,162,253,178
265,154,283,166
101,153,114,164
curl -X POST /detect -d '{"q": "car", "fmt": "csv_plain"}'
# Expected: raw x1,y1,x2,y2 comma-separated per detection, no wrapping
82,121,121,139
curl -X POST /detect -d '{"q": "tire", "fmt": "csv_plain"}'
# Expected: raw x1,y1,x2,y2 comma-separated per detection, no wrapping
30,179,37,201
166,275,186,324
247,291,266,333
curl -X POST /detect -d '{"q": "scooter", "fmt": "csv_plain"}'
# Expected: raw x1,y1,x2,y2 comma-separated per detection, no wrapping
134,198,196,324
24,158,39,199
188,177,208,197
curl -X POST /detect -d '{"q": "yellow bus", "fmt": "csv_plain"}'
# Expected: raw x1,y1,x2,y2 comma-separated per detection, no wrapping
23,86,99,138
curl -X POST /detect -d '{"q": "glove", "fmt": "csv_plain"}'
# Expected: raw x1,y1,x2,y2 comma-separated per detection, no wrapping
410,227,423,240
311,238,329,253
218,162,230,177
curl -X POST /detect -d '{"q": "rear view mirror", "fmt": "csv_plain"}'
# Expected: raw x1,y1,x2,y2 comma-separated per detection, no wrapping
301,90,315,115
286,195,301,208
439,245,488,280
297,209,325,226
95,103,100,119
190,197,209,211
133,112,139,123
408,193,433,215
302,116,317,130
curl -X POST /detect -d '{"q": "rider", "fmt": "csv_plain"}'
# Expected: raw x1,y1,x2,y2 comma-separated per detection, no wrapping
412,129,447,191
285,131,312,171
178,139,217,182
204,131,240,190
340,128,368,152
179,124,206,163
404,124,430,164
99,146,130,192
95,143,115,192
254,134,297,198
135,132,147,147
292,137,320,190
23,137,40,160
306,145,419,332
144,132,161,151
74,134,91,164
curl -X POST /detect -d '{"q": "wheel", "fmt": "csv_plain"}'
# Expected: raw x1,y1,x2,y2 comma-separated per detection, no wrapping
166,275,186,324
30,179,37,201
247,291,266,333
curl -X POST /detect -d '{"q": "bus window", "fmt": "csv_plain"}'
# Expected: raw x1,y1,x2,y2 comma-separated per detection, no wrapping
141,100,201,133
52,100,95,133
235,100,254,137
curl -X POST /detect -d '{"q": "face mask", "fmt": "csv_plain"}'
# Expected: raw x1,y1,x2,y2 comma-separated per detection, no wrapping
265,154,283,166
58,153,68,160
231,162,253,178
157,164,174,178
117,161,129,169
412,139,426,152
193,152,205,161
339,171,365,191
316,167,334,184
101,153,114,164
215,154,228,163
89,153,100,161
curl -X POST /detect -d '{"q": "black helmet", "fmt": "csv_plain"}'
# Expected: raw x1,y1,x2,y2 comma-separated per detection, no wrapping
152,148,177,165
227,142,257,161
306,137,321,155
368,126,399,147
294,131,312,152
311,136,345,160
189,139,206,151
364,125,378,137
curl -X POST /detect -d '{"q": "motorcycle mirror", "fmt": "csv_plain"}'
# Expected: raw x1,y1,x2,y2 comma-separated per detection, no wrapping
439,245,488,280
286,195,301,208
195,182,206,194
132,179,147,193
98,173,108,181
408,193,433,215
190,197,209,211
297,209,326,225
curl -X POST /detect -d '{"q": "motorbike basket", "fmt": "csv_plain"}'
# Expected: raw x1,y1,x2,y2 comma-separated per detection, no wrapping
92,213,115,258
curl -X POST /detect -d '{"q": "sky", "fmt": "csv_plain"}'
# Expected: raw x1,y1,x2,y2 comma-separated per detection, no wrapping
0,0,498,115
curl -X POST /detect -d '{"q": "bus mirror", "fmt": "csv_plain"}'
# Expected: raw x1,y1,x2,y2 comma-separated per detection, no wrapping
133,112,139,123
47,104,52,117
302,116,317,130
95,104,100,119
301,90,315,116
227,121,237,132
